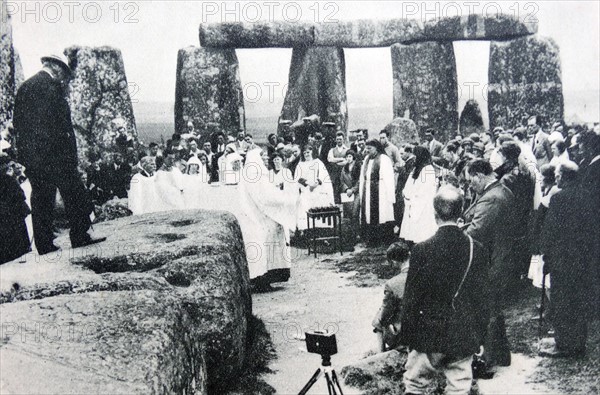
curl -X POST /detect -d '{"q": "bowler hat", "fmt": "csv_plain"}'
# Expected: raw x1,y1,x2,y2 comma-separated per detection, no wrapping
41,54,72,75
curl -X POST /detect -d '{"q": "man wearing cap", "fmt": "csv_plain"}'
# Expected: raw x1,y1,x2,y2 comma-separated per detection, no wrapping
13,54,106,254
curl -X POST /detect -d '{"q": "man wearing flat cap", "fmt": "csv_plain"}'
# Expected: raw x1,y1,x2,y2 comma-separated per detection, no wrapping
13,54,106,255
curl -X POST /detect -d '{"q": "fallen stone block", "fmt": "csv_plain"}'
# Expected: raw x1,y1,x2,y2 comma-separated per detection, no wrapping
383,117,419,148
0,209,251,393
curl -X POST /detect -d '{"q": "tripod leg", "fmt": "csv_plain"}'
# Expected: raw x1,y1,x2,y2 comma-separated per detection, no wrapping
324,371,337,395
331,369,344,395
298,368,322,395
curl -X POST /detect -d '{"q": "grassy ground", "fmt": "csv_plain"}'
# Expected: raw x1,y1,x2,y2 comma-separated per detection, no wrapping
227,316,277,395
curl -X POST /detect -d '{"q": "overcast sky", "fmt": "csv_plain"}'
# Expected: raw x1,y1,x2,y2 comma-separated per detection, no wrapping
8,1,600,122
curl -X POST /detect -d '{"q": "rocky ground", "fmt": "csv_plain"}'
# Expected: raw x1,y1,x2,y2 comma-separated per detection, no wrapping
248,245,599,395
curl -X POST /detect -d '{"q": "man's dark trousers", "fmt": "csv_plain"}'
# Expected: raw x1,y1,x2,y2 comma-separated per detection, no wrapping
28,169,91,252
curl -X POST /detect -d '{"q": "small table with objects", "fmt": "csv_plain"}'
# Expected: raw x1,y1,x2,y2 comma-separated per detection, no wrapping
306,206,343,258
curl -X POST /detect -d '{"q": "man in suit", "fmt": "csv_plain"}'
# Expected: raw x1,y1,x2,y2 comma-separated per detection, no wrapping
425,128,444,160
14,54,105,254
462,159,515,370
210,132,227,182
528,115,553,168
540,161,592,357
578,130,600,319
400,186,489,395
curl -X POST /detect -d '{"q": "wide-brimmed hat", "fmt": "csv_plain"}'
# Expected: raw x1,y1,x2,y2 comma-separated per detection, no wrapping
41,54,72,75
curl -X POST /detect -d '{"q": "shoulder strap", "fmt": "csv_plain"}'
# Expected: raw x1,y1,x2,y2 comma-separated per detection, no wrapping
452,235,474,310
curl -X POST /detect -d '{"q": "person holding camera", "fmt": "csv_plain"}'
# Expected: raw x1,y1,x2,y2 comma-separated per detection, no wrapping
400,186,489,395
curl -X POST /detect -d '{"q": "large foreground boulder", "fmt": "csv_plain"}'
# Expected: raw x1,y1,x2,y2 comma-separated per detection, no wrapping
65,46,137,170
280,47,347,133
0,209,251,394
175,46,245,138
391,42,458,142
488,36,563,129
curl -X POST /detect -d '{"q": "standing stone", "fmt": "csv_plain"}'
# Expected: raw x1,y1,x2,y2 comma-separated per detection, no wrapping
383,117,419,147
13,48,23,90
391,42,458,142
488,36,563,129
175,46,245,138
0,0,15,132
459,99,485,136
65,46,137,170
280,47,347,134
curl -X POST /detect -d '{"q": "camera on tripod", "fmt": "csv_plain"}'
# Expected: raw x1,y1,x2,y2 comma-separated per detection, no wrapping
305,330,337,357
299,330,344,395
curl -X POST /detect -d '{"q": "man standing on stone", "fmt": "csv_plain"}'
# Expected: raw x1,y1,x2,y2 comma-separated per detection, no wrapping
13,54,106,254
400,186,489,395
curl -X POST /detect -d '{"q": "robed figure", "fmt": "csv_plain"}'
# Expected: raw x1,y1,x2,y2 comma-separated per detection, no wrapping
359,140,396,246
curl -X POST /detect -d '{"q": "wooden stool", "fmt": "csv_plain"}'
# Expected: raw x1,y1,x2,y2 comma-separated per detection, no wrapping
306,207,343,258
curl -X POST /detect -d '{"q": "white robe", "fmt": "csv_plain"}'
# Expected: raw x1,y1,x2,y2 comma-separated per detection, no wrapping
294,158,335,230
218,152,243,185
358,154,396,224
128,173,158,215
154,168,185,212
182,174,208,209
400,164,438,243
238,149,298,277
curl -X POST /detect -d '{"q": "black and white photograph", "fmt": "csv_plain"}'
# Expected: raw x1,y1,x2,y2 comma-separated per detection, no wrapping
0,1,599,394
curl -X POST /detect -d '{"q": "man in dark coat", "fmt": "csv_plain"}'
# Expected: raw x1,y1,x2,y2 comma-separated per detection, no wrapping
578,131,600,318
462,159,515,369
540,162,592,357
400,186,489,395
13,54,105,254
495,141,535,277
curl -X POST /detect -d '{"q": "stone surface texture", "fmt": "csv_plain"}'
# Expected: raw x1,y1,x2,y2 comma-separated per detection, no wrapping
280,47,347,133
199,21,315,48
383,117,419,148
313,19,422,47
391,42,458,142
488,36,563,129
198,15,535,48
175,46,245,138
0,210,251,394
422,13,538,42
65,46,137,170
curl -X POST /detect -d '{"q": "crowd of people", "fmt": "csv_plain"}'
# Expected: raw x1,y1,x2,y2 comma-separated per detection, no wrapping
1,53,599,395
